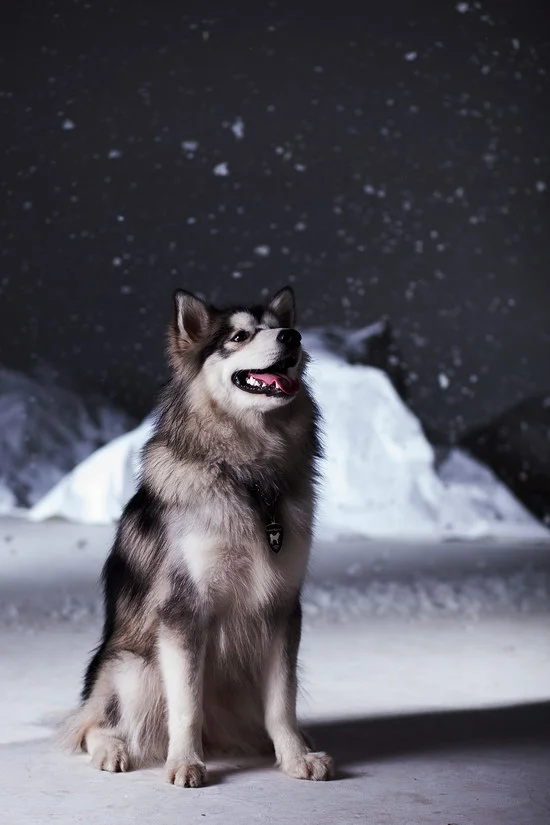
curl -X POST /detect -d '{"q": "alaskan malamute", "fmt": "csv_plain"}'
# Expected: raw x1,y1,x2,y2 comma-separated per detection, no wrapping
62,287,333,786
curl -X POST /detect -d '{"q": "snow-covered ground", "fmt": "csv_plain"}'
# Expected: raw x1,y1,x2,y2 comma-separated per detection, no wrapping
1,518,549,823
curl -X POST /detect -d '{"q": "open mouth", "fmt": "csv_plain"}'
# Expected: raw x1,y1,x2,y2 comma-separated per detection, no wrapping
231,355,300,397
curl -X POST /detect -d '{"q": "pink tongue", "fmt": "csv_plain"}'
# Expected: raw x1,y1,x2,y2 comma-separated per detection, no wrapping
249,372,300,395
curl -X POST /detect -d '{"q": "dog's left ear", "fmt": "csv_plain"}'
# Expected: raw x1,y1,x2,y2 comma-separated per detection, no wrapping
268,287,296,328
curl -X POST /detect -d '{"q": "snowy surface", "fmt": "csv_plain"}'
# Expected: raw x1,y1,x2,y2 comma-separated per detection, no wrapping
2,727,548,825
2,519,550,631
1,518,549,823
20,333,548,541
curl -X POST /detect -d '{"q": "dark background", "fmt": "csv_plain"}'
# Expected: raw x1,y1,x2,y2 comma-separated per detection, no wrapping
1,0,548,441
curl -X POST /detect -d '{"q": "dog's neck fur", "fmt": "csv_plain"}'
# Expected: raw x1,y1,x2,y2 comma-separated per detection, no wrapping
144,375,319,505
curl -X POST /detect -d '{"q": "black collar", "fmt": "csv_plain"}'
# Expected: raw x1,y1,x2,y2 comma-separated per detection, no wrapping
247,481,280,521
246,481,285,553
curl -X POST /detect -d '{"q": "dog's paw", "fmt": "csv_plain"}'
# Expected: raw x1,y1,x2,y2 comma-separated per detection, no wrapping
282,751,334,781
165,759,207,788
91,738,130,773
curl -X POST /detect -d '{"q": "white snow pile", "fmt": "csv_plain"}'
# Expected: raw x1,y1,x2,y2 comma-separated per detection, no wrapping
19,333,548,540
0,367,135,514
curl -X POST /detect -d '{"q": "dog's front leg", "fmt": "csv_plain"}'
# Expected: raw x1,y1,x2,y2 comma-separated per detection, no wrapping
158,623,207,787
263,599,334,781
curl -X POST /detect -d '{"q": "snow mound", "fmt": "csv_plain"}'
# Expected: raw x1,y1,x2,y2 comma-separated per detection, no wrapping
29,420,151,525
306,346,545,539
304,320,407,399
27,339,548,540
0,368,135,512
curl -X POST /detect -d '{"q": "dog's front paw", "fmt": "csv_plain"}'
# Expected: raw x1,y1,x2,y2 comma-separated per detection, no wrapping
91,738,130,773
165,759,207,788
282,751,334,781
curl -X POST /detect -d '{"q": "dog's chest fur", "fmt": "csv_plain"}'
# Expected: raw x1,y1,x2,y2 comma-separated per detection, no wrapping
168,494,309,610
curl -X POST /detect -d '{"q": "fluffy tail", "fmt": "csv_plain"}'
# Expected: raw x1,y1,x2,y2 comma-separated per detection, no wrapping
56,703,101,753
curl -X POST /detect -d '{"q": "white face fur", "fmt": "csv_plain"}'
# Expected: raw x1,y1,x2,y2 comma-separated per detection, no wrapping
202,308,303,414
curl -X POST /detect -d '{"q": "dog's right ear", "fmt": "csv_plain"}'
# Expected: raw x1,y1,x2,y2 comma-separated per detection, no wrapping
173,289,211,345
168,290,212,368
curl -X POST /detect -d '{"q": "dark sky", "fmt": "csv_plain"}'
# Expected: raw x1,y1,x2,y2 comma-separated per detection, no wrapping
0,0,549,440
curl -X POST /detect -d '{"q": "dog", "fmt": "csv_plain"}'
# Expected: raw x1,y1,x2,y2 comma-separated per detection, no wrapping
61,286,334,786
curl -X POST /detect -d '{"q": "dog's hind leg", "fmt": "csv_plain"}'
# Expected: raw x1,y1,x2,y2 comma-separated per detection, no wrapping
82,681,131,772
71,663,133,772
84,726,130,773
65,651,166,772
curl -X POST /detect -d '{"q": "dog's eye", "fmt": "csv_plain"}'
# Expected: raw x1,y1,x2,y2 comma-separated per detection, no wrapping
231,330,249,343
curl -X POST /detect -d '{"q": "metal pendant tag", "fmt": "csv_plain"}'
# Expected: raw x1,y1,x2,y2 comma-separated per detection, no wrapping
266,522,284,553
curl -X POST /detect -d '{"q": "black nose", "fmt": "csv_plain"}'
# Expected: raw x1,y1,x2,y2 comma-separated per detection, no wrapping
277,328,302,348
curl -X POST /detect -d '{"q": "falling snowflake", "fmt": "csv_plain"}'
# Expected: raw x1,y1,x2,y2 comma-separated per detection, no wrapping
213,162,230,176
231,117,245,140
254,245,270,257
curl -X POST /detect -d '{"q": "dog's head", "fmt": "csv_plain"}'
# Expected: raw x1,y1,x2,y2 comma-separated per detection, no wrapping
167,287,305,414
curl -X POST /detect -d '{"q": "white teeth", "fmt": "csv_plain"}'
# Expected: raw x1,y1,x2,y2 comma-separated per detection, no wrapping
246,376,264,387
